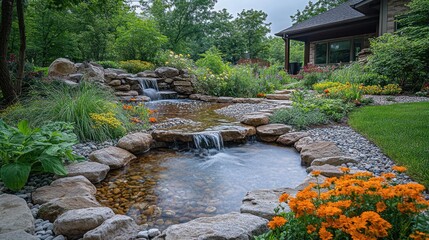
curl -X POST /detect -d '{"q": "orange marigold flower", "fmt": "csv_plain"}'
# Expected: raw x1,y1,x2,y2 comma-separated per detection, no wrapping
130,117,141,123
381,173,396,180
392,165,407,173
376,202,387,213
340,167,350,173
324,89,330,93
130,97,137,102
319,227,333,240
307,225,316,234
149,117,157,123
267,216,287,230
410,231,429,240
123,104,133,110
279,193,290,203
316,205,343,218
312,170,322,177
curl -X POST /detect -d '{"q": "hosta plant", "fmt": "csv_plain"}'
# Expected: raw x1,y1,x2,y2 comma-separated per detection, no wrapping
256,167,429,240
0,120,81,191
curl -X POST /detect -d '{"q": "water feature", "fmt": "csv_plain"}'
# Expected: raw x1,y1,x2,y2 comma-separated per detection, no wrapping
95,142,307,230
193,132,224,151
139,78,160,100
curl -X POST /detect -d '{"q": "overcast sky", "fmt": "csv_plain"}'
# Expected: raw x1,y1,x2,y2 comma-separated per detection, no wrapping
214,0,308,35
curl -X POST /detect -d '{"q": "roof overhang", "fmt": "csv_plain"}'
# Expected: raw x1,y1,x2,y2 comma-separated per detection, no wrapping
353,0,380,15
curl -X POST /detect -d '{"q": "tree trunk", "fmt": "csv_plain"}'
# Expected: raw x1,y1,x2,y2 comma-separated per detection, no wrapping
0,0,17,105
16,0,26,96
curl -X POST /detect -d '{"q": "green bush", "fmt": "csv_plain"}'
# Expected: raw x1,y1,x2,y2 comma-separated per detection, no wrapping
196,47,229,75
329,63,389,86
154,50,195,70
1,82,147,142
119,60,155,74
97,61,120,69
270,107,329,130
0,120,81,191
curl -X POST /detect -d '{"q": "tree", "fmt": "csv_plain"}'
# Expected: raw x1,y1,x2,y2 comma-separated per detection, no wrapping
291,0,348,23
234,9,271,59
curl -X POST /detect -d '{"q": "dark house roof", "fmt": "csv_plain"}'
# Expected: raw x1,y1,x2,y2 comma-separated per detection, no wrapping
275,0,373,38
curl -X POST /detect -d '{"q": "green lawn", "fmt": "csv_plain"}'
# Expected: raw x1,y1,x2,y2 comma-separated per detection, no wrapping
349,102,429,187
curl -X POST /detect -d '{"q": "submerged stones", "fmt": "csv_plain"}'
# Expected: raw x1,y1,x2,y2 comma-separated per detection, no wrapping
156,212,268,240
89,146,137,169
0,194,35,234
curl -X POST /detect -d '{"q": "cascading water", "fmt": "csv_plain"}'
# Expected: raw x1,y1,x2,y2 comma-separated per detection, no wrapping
192,131,224,151
138,78,160,100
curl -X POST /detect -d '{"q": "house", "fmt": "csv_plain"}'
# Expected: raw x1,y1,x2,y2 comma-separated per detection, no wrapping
275,0,410,72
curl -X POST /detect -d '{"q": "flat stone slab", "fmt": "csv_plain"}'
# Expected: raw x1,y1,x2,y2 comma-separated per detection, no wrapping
217,97,234,103
0,194,34,234
307,164,361,177
300,141,342,166
117,132,153,154
311,156,358,166
256,124,292,142
114,90,139,97
38,196,101,222
83,215,139,240
54,207,115,240
156,212,268,240
208,125,255,142
32,176,96,205
265,94,291,100
295,174,328,191
152,130,193,143
65,161,110,183
240,188,296,220
274,89,295,94
0,230,38,240
294,137,314,152
277,132,309,146
241,114,270,127
89,146,136,169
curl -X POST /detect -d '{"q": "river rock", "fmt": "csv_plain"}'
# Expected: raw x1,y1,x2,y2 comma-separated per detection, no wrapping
108,80,122,86
89,147,136,169
240,188,296,220
53,207,115,240
311,156,358,167
300,141,343,166
32,176,96,205
155,67,180,78
256,124,292,142
0,230,39,240
65,161,110,183
117,132,153,154
152,130,193,143
38,196,101,222
83,215,139,240
82,63,105,83
217,97,234,103
156,212,268,240
277,132,309,146
294,137,314,152
0,194,34,234
48,58,76,78
241,114,270,127
307,164,360,177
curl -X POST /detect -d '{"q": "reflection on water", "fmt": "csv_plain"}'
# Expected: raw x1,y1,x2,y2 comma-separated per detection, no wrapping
96,142,306,230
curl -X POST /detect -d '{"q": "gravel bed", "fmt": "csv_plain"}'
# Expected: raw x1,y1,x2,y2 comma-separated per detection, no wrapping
150,118,201,130
365,95,429,105
307,125,414,185
72,140,117,158
215,103,278,120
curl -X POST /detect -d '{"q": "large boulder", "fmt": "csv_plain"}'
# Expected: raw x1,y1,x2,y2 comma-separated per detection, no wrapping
117,132,153,154
155,67,180,78
89,147,136,169
83,215,139,240
311,156,358,167
277,132,309,146
65,161,110,183
48,58,76,78
0,230,38,240
82,63,105,83
156,212,268,240
32,176,96,205
152,130,193,143
256,124,292,142
0,194,34,234
53,207,115,240
240,188,296,220
241,114,270,127
38,196,101,222
300,142,343,166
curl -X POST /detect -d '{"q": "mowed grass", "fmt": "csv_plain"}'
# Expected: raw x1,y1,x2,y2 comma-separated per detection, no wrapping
349,102,429,187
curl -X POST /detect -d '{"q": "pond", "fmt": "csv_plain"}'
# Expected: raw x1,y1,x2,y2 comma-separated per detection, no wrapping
95,142,306,230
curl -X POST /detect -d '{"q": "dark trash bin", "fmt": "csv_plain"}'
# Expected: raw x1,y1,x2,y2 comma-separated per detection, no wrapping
288,62,301,75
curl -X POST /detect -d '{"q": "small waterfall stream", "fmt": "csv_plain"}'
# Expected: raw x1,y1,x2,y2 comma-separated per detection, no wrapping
192,131,224,151
138,78,160,100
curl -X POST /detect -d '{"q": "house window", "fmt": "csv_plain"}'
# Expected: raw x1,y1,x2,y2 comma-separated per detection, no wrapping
315,43,327,64
329,40,351,63
352,39,363,61
314,38,365,64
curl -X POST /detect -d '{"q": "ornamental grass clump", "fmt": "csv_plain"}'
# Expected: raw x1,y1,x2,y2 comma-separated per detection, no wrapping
256,167,429,240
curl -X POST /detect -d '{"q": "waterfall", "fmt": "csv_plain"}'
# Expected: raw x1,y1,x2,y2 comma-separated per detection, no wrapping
138,78,160,101
193,132,224,151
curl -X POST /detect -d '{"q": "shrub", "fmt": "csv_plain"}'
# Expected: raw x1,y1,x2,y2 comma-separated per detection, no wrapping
296,65,334,89
154,50,194,70
329,63,389,86
270,108,329,130
97,61,120,69
256,168,429,240
381,84,402,95
195,47,229,75
325,83,364,102
118,60,155,74
1,82,149,142
361,85,383,95
0,120,81,191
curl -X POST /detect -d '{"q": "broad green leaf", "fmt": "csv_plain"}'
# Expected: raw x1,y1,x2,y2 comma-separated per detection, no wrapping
17,120,32,136
0,163,31,191
40,155,67,176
